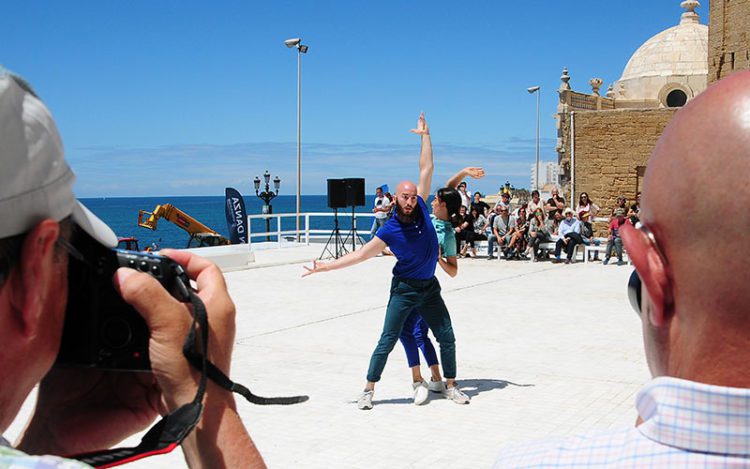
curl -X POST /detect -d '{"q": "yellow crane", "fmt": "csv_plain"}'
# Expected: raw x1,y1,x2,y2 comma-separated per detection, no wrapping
138,203,231,248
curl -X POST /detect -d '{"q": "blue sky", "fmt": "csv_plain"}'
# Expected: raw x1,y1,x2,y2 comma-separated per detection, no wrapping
2,1,708,197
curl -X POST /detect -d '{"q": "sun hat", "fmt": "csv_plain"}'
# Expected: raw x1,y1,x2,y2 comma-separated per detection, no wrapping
0,70,116,247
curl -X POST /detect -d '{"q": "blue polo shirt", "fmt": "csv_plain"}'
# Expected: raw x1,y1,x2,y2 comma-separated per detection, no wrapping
375,196,439,280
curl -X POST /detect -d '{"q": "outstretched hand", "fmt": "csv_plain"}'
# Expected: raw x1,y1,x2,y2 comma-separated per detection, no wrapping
410,112,430,136
464,167,485,180
302,260,328,277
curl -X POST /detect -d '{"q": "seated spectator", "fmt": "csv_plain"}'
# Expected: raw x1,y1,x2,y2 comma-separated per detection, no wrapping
628,192,641,225
546,210,562,238
471,191,490,217
545,187,566,220
487,205,515,259
576,192,599,239
528,208,552,261
506,207,528,259
459,206,487,258
454,205,473,257
603,208,627,265
611,195,628,216
554,208,583,264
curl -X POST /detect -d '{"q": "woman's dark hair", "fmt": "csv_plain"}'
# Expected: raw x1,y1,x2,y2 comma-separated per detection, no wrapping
436,187,463,228
531,190,540,198
579,192,591,206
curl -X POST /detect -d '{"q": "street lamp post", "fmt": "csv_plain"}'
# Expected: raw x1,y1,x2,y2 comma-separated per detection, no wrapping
527,86,541,191
253,170,281,242
285,37,309,243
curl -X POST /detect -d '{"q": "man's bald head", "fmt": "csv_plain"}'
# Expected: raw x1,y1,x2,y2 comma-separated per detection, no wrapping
396,181,417,196
641,71,750,319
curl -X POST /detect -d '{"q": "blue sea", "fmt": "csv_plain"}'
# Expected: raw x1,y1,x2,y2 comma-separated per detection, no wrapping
79,195,382,250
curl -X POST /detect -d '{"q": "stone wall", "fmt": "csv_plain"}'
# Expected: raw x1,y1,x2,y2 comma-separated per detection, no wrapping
572,108,677,235
709,0,750,83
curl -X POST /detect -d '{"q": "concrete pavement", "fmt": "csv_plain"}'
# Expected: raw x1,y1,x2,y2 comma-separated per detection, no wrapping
7,245,649,468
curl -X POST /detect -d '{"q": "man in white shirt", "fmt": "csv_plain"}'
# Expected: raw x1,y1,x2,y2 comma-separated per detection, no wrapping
370,186,391,238
494,69,750,468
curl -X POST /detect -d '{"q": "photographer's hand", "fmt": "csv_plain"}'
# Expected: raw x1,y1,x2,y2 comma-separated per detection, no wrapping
117,249,265,469
16,369,161,455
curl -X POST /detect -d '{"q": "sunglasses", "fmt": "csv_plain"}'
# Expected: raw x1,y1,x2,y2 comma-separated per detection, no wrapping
626,222,668,316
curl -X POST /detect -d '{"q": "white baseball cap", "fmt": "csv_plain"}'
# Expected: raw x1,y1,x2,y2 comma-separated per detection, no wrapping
0,71,117,247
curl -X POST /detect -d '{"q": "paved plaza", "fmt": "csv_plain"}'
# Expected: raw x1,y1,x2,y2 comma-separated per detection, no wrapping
8,245,649,468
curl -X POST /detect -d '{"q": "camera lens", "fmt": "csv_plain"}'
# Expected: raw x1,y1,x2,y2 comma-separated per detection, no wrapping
101,317,133,349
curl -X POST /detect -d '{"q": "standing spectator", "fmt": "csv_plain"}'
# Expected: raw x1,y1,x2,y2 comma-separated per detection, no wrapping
457,182,471,209
628,192,641,225
485,205,501,259
603,208,627,265
527,190,546,219
528,208,551,261
384,192,395,219
545,187,566,220
554,208,583,264
370,186,391,238
494,191,513,213
489,205,515,259
471,191,490,217
576,192,599,239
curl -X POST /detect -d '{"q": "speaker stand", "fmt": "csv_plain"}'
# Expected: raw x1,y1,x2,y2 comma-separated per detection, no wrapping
342,206,367,252
320,209,349,260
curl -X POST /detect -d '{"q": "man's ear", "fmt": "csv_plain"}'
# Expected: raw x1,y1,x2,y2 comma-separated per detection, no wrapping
8,220,61,338
621,223,673,327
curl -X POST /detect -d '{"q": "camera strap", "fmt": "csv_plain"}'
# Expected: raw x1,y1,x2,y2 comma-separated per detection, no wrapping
69,286,307,468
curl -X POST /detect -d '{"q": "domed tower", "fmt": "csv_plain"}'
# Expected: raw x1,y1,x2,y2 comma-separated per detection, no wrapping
614,0,708,108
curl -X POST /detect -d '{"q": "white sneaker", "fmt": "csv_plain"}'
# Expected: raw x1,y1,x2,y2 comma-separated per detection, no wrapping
357,390,374,410
428,379,447,393
445,385,470,404
412,381,429,405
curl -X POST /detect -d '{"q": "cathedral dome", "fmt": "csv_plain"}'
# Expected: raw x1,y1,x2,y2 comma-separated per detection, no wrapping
615,1,708,107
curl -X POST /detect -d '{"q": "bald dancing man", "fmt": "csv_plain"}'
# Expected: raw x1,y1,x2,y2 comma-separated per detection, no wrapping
303,112,470,410
495,71,750,466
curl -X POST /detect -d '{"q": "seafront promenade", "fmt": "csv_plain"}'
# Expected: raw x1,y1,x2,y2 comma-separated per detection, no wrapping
8,245,648,468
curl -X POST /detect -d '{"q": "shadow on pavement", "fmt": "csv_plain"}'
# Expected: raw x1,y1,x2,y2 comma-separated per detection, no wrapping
458,378,534,398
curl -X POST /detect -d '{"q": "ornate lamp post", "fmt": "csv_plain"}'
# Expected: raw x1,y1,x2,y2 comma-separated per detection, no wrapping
253,170,281,241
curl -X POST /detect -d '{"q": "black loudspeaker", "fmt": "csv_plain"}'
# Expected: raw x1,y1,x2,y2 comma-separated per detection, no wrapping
345,178,365,207
327,179,348,209
327,178,366,208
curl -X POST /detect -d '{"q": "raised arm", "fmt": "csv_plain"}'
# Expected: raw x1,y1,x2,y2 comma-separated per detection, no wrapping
446,167,485,189
302,237,387,277
411,112,433,201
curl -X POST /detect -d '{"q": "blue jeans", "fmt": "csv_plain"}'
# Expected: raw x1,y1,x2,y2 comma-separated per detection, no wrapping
367,277,456,382
370,217,387,238
399,310,439,368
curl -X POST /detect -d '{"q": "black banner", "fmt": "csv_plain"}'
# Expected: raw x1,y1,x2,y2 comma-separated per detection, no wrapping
224,187,248,244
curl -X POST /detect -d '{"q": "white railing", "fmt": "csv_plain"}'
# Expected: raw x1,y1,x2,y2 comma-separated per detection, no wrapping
246,211,376,247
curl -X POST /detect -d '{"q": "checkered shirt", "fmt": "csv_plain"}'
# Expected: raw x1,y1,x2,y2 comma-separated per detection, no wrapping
493,376,750,467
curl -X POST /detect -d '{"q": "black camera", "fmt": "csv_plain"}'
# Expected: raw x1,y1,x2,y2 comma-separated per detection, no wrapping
55,230,191,371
